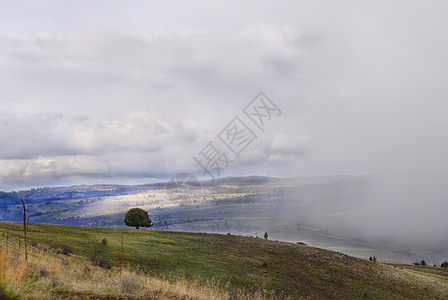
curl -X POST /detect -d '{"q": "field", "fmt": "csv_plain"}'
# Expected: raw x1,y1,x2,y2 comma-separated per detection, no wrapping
1,222,448,299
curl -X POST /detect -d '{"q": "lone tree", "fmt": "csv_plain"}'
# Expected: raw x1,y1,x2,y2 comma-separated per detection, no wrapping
124,208,153,229
264,232,268,240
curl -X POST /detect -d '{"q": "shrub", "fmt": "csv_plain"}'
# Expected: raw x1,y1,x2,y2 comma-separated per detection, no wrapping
89,256,113,269
441,261,448,268
421,259,427,266
51,277,61,288
59,245,74,256
39,267,49,277
89,255,99,265
121,275,140,293
83,265,92,276
98,258,113,269
363,293,375,299
101,238,108,246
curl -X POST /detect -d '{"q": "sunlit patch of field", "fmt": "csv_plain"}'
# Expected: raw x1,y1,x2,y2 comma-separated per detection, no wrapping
31,186,257,221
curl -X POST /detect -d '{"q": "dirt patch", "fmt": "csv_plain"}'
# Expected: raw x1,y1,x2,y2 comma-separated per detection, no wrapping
0,289,16,300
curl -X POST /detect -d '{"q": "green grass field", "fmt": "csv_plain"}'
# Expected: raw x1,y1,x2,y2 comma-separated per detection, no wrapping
1,221,448,299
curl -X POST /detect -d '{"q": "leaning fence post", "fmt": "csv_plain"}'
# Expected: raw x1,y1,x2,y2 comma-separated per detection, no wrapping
20,199,27,261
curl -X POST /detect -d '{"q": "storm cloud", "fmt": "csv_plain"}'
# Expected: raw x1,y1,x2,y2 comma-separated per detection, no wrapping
1,0,447,247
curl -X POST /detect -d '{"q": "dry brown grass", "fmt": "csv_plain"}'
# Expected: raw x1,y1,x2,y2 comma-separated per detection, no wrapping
1,238,297,300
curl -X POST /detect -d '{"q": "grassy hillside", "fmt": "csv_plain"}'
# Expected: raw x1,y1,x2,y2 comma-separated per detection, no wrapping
6,176,435,265
1,222,448,299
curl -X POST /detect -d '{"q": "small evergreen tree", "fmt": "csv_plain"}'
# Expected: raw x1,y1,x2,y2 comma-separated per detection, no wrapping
441,261,448,268
124,208,154,229
420,259,427,266
264,232,268,240
101,237,108,246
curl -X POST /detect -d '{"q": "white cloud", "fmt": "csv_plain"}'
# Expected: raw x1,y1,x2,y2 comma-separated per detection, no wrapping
270,133,310,158
0,1,447,201
0,155,108,180
0,22,323,185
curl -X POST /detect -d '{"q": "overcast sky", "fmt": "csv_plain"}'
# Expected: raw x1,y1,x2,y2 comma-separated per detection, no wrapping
0,1,447,195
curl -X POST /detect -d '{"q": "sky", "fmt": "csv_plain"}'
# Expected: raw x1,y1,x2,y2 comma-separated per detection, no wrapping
0,0,447,197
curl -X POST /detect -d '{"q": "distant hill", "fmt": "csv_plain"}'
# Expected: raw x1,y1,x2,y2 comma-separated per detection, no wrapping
2,175,447,265
0,175,371,224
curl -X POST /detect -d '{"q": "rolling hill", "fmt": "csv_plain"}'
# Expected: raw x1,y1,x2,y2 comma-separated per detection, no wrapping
1,175,447,265
1,222,448,299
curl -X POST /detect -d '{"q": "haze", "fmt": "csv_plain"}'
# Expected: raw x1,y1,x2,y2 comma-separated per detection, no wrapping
0,1,447,245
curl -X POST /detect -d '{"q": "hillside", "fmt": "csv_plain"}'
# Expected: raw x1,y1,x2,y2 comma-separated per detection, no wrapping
1,222,448,299
2,175,446,265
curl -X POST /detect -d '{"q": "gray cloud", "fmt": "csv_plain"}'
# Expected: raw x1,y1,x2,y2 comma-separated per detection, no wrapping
270,133,310,158
0,0,448,245
0,21,322,187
